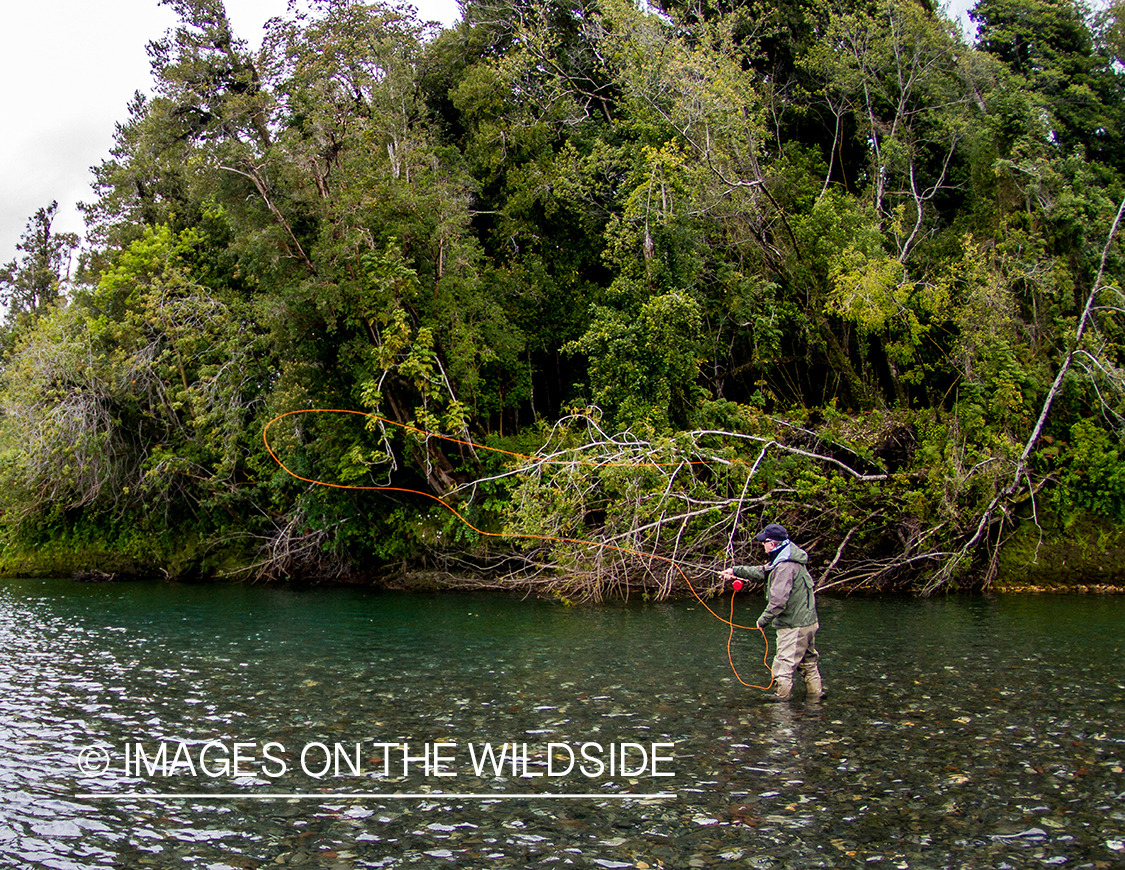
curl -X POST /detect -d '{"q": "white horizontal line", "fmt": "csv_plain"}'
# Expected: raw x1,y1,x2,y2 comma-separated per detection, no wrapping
77,792,677,801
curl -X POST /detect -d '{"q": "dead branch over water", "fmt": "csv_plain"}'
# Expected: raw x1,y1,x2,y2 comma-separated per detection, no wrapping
417,411,950,601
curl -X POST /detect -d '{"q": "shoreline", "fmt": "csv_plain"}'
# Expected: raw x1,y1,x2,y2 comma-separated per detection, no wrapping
5,510,1125,596
3,565,1123,596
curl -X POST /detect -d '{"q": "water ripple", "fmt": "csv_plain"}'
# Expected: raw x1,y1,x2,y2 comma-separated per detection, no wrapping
1,580,1123,868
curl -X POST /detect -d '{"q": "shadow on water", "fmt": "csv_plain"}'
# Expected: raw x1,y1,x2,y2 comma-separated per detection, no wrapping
0,578,1123,868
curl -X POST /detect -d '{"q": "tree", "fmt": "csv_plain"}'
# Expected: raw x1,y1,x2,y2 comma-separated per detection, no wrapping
971,0,1125,171
81,92,198,249
807,0,985,264
0,202,80,327
0,220,270,560
1105,0,1125,63
565,288,706,431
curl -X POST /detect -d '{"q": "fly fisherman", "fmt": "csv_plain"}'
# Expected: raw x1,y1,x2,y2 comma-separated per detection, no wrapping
720,523,824,701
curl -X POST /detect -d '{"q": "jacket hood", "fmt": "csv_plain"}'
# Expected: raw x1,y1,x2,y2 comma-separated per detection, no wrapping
771,542,808,566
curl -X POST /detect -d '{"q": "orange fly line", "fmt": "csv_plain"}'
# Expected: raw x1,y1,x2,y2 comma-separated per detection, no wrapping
263,408,774,690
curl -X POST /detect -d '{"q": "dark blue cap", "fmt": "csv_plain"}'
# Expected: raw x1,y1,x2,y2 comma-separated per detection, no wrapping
753,523,789,542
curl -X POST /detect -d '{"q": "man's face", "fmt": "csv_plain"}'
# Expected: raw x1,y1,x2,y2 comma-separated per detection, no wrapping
762,539,779,554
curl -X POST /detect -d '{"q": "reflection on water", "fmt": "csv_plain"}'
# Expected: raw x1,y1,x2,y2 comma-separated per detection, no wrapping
1,579,1123,868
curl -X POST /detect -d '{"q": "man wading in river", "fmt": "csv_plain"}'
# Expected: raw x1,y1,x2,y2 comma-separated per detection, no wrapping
720,523,825,702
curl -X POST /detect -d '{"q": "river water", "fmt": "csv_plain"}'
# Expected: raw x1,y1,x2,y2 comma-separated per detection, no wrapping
0,578,1122,869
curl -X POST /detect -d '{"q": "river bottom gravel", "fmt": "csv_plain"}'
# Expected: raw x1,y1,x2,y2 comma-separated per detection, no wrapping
0,580,1122,869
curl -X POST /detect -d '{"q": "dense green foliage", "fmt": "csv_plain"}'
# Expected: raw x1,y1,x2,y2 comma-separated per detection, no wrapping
2,0,1124,594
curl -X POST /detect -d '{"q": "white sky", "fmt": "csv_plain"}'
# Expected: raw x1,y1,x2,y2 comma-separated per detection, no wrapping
0,0,461,265
1,0,974,266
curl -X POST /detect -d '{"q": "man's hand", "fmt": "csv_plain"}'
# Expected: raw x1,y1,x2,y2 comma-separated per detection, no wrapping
719,568,736,583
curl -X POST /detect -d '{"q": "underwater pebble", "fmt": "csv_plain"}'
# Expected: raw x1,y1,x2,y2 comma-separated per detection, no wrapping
3,587,1123,870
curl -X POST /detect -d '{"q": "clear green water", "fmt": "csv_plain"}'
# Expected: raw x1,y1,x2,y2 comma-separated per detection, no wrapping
1,578,1123,869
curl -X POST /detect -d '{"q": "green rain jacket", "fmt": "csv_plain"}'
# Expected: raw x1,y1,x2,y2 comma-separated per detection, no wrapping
732,543,818,629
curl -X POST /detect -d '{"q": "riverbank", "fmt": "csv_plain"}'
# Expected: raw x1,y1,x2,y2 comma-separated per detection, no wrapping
994,509,1125,591
4,513,1125,594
